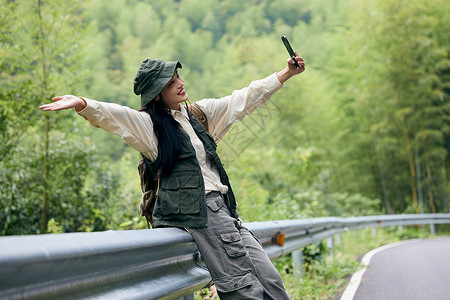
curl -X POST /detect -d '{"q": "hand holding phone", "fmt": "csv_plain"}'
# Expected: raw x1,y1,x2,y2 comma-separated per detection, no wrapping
281,35,300,68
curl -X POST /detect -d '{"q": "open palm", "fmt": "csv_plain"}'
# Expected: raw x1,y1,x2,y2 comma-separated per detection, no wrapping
39,95,86,112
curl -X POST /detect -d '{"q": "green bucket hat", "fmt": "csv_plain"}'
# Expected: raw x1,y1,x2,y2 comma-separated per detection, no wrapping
133,58,182,107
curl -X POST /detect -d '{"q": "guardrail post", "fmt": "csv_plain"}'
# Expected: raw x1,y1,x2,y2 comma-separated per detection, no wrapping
327,236,335,256
398,225,403,231
371,227,377,237
430,223,435,235
292,249,304,279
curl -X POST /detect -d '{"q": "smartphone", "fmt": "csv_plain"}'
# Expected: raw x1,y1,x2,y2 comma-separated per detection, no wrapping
281,35,300,68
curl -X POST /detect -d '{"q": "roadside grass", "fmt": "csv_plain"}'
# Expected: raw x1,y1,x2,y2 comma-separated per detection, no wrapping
279,226,435,299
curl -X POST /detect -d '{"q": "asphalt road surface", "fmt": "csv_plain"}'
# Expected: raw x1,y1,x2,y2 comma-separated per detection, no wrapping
353,237,450,300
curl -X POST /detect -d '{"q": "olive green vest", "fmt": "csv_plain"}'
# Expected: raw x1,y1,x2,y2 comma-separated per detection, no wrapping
151,112,238,228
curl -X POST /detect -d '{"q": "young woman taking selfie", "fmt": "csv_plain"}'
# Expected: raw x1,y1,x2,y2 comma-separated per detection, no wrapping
40,51,305,300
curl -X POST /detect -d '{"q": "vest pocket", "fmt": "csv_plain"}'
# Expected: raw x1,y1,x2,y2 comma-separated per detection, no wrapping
160,174,202,216
180,174,202,214
160,177,180,214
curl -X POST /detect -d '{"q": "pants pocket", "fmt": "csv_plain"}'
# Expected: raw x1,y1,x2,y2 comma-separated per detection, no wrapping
206,196,224,212
220,232,246,258
214,272,253,293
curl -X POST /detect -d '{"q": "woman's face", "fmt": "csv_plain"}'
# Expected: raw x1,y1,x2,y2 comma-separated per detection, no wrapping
158,71,188,110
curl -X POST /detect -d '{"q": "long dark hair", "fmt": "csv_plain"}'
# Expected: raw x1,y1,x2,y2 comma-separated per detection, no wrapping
141,98,183,178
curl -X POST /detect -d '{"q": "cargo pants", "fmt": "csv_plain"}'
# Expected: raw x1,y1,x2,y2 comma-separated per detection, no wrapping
188,192,291,300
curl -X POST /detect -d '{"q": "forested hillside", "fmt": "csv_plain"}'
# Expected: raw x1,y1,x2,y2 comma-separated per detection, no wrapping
1,0,449,235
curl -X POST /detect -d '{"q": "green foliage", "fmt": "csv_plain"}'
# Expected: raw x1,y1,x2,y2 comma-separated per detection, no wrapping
1,0,449,236
0,134,117,235
302,242,328,269
384,225,431,240
0,0,119,235
288,255,359,300
0,1,42,160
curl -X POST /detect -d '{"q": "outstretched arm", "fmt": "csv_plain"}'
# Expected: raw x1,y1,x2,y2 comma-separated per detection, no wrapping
195,53,306,142
39,95,159,160
276,52,305,84
39,95,87,112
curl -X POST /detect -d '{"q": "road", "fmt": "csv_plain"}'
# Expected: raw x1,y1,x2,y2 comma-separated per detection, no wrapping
351,237,450,300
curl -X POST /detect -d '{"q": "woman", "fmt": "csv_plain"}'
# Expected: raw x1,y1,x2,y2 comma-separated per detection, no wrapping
40,53,305,300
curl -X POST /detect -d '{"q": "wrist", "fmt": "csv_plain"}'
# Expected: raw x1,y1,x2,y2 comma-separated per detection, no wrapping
276,67,294,85
75,96,87,112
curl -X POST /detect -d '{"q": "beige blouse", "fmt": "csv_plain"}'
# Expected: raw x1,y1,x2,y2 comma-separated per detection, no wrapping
78,73,283,193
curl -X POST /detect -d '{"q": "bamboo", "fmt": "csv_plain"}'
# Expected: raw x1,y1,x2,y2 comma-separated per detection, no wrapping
402,123,419,214
37,0,50,234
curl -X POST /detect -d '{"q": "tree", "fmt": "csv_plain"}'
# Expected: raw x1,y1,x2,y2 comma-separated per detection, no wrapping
0,0,110,234
339,0,449,213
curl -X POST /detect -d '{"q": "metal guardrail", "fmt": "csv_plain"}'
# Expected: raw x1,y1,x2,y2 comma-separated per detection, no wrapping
0,213,449,300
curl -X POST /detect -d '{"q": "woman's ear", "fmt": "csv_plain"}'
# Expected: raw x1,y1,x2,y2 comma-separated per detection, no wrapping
154,95,160,102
